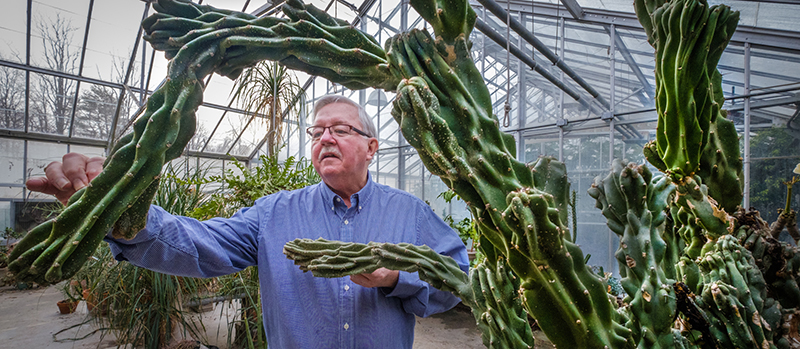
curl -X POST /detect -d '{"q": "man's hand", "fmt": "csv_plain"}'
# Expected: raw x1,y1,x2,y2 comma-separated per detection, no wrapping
26,153,105,205
350,267,399,289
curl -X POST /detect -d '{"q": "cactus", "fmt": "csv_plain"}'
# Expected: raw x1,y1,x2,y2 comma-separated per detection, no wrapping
11,0,800,348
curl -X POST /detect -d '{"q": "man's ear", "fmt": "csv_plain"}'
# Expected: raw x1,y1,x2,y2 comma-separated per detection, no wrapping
365,138,379,161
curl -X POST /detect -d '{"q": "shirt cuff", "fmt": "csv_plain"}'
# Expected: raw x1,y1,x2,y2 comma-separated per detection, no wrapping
380,271,421,298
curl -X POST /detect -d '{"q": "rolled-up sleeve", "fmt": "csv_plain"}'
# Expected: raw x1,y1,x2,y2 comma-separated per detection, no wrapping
382,202,470,317
105,203,261,278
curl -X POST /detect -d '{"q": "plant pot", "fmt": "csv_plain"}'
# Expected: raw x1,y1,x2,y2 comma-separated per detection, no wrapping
57,299,79,314
83,290,109,316
82,289,95,312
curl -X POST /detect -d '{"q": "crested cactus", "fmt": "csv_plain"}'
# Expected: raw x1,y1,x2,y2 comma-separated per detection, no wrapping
9,0,800,348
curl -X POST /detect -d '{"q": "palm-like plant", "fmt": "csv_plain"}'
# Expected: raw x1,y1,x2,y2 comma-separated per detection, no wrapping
230,61,304,156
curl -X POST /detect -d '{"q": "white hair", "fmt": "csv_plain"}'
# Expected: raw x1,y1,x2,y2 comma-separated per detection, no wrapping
311,95,378,138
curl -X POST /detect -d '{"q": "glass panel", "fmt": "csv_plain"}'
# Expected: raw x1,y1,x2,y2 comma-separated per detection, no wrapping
375,150,398,188
0,139,25,187
204,74,237,107
27,141,68,176
0,188,25,201
0,201,10,233
204,0,250,11
617,118,657,167
402,151,423,199
81,0,144,81
69,144,106,158
29,0,89,74
523,131,560,163
563,20,609,120
712,1,800,32
576,0,636,12
0,1,27,63
749,112,800,224
718,43,745,99
28,72,77,135
614,28,655,114
0,66,26,130
749,46,800,92
230,113,265,157
72,82,119,140
562,125,619,276
377,106,399,150
193,106,230,154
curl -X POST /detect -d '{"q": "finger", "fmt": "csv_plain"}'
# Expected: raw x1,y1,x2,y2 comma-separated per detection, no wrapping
25,177,62,196
85,157,106,182
43,162,72,191
61,153,91,191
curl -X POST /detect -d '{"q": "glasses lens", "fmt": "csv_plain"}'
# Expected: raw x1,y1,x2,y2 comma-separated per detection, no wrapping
307,127,324,140
330,125,351,137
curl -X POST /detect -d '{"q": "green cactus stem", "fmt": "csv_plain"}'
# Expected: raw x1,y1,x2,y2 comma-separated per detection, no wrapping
143,0,401,90
588,161,681,347
635,0,739,182
695,235,771,348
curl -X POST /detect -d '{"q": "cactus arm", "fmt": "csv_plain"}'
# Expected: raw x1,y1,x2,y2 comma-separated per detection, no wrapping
589,161,684,348
696,117,744,215
470,260,536,349
143,0,399,90
284,238,471,299
694,236,772,348
391,71,632,347
636,0,739,183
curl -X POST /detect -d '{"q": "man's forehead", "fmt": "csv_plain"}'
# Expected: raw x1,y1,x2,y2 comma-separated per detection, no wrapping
313,103,360,124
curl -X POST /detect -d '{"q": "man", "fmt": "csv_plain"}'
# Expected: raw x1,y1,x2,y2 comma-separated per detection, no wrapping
27,95,469,349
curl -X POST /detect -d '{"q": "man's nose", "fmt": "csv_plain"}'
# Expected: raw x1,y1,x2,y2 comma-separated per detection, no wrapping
319,127,336,143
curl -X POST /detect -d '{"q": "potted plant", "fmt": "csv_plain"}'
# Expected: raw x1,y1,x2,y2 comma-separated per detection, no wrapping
57,280,81,314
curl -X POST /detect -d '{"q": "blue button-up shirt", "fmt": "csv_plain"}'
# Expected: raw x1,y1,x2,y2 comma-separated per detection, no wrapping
106,174,469,348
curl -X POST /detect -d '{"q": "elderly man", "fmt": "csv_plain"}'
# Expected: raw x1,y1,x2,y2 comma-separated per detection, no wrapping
27,95,469,349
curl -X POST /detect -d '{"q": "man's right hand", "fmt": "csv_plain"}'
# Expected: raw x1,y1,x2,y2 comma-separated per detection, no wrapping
26,153,105,205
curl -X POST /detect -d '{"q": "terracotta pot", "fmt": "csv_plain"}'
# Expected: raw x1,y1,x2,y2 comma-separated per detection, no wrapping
82,289,95,312
57,300,79,314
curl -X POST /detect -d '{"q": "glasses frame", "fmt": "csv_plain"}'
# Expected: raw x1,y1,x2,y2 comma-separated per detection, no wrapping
306,124,371,142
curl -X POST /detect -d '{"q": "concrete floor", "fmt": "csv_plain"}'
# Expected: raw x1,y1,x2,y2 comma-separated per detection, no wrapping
0,280,488,349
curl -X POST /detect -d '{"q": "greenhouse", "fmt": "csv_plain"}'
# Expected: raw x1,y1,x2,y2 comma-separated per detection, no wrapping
0,0,798,347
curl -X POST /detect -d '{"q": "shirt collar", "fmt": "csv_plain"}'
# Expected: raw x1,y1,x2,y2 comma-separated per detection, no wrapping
318,172,375,211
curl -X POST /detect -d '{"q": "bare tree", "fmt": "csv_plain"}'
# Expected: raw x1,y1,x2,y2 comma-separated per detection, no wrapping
28,14,80,135
0,53,25,130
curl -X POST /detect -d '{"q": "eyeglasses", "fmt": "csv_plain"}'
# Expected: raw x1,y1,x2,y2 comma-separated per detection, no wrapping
306,124,370,142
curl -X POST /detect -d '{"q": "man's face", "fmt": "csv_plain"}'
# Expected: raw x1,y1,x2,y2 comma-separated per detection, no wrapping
310,103,377,189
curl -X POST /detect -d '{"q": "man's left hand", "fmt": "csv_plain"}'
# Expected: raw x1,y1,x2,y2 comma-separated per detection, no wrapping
350,268,399,288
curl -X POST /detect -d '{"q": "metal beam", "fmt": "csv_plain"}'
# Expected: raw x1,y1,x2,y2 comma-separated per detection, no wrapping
606,27,654,101
558,0,584,19
475,18,605,115
474,0,609,109
483,0,800,52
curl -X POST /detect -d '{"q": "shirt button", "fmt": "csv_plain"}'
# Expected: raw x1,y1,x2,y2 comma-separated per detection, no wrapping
359,206,362,210
344,323,350,330
344,285,350,291
344,219,349,225
336,198,341,202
